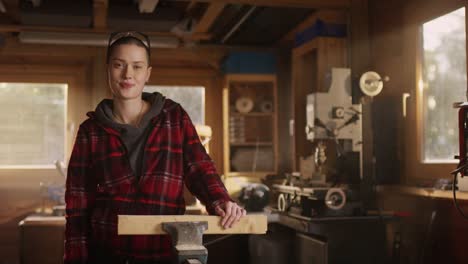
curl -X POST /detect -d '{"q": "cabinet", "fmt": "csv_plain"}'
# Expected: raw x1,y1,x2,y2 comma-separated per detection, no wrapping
255,218,390,264
223,74,278,178
19,216,65,264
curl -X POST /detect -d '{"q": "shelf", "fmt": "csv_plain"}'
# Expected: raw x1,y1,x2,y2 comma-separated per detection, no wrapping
226,172,276,178
223,74,278,178
230,112,274,117
230,142,273,147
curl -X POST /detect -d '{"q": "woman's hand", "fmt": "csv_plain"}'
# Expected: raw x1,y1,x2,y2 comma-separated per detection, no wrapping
215,201,246,229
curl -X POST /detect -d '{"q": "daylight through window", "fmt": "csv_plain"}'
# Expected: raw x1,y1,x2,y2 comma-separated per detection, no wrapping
0,83,67,168
421,7,467,162
144,85,205,125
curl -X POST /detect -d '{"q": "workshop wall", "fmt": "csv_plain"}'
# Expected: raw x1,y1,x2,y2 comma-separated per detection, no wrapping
369,0,468,262
0,40,93,263
368,0,465,184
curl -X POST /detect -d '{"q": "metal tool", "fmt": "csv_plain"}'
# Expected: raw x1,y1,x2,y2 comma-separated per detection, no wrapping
325,188,346,210
162,221,208,264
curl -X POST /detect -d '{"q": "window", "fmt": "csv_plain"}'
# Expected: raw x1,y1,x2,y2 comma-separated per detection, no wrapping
144,85,205,125
0,83,67,168
421,7,466,163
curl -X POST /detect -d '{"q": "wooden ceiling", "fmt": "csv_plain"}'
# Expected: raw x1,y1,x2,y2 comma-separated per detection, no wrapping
0,0,350,48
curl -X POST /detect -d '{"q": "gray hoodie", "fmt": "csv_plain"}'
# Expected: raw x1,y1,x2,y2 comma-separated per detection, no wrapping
94,92,165,179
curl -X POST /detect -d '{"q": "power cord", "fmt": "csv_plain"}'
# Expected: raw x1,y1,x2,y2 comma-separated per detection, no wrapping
450,162,468,220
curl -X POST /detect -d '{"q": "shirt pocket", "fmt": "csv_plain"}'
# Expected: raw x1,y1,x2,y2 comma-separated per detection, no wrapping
96,176,133,196
92,152,134,195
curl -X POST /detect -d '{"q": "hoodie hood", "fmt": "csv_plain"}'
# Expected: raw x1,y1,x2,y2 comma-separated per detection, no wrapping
92,91,165,179
94,91,165,132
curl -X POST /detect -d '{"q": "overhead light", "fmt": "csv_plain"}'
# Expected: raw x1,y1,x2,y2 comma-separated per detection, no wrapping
18,31,180,48
0,0,6,13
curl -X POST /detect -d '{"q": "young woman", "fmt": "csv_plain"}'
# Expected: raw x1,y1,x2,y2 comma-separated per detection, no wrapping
64,31,245,264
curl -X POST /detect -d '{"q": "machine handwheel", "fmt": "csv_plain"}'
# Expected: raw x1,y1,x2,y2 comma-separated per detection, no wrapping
325,188,346,210
277,193,287,212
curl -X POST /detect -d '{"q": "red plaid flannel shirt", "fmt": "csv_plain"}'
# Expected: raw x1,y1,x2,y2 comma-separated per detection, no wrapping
64,99,232,263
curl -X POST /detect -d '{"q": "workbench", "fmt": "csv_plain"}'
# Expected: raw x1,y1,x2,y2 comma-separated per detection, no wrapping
18,211,395,264
249,210,396,264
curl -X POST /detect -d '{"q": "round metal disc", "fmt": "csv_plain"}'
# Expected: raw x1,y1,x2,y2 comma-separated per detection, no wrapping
325,188,346,210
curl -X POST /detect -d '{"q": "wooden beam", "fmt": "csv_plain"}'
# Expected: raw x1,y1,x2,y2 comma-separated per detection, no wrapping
1,0,20,23
193,3,225,34
0,35,228,67
279,9,347,44
0,36,99,57
0,24,110,34
118,214,268,235
152,45,228,69
185,0,198,14
0,24,211,40
177,0,350,9
30,0,40,7
0,1,6,13
350,0,373,207
93,0,108,29
188,32,212,40
137,0,159,13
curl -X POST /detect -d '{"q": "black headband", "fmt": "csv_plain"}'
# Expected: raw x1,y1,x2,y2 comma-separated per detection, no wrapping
107,31,151,62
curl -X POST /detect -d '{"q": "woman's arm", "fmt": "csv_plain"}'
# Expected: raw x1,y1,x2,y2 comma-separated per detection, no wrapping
180,108,245,227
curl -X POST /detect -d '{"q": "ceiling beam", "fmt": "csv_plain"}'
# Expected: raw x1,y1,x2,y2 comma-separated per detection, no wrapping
136,0,159,13
29,0,41,7
176,0,350,9
221,5,256,43
185,1,197,14
1,0,20,23
279,9,347,44
93,0,108,29
193,3,225,34
0,1,6,13
0,24,212,40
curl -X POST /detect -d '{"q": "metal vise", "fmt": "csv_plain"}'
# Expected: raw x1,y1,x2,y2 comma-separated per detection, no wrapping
162,221,208,264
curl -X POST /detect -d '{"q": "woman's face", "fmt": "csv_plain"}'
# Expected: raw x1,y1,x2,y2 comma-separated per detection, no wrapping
107,43,151,101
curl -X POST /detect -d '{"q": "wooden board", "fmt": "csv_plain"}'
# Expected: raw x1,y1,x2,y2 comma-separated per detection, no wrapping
118,214,267,235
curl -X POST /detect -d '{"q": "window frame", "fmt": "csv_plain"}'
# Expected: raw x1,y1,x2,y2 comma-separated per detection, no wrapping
418,7,466,164
143,85,206,125
404,3,468,183
0,64,89,172
0,82,68,169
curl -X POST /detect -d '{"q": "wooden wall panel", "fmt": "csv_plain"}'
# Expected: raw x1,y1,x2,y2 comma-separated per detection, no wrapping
370,0,468,262
368,0,465,183
0,61,92,264
277,48,293,174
